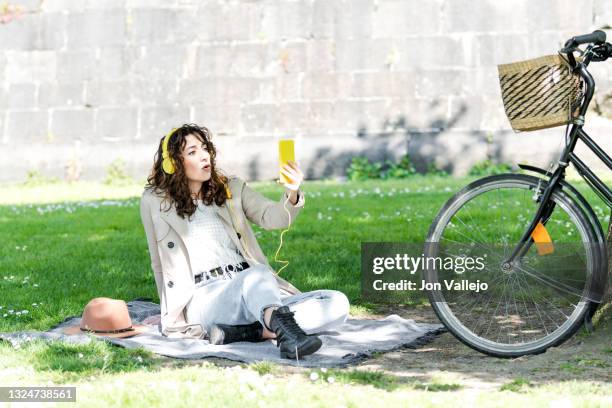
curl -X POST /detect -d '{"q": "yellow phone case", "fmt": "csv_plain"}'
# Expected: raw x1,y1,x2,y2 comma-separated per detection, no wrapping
278,139,295,184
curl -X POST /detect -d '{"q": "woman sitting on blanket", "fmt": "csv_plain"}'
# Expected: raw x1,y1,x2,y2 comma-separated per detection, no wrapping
139,123,350,359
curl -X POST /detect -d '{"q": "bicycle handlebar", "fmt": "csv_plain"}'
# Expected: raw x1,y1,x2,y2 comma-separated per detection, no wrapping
564,30,607,48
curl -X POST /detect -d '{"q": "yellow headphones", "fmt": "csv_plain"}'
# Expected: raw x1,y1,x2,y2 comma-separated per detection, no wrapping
161,128,178,174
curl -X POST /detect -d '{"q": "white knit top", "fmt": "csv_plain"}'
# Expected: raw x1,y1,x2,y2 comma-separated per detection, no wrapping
184,200,246,283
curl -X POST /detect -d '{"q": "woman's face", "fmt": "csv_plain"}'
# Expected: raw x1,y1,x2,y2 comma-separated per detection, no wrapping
180,134,212,187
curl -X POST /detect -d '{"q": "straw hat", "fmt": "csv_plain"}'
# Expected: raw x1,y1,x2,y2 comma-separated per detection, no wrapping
63,297,149,338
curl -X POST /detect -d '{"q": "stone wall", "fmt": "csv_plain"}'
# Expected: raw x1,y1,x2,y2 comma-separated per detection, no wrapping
1,0,611,182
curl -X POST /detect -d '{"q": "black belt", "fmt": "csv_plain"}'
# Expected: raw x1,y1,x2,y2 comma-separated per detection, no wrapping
194,261,250,284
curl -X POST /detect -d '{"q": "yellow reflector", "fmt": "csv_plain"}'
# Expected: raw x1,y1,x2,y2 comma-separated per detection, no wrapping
531,222,554,255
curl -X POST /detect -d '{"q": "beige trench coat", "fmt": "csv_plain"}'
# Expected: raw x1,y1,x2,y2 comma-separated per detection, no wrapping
139,176,305,339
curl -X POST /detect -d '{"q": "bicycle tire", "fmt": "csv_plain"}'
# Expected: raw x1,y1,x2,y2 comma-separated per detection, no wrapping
425,174,603,358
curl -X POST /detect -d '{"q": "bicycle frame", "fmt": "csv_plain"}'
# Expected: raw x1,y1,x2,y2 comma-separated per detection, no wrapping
506,56,611,265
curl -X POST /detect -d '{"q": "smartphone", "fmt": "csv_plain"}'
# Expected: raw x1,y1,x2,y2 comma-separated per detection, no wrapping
278,139,295,184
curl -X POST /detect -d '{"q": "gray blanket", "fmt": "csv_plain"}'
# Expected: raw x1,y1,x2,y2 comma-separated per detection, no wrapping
0,300,445,368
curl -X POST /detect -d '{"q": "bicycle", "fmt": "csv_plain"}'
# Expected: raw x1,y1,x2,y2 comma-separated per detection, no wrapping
424,31,612,358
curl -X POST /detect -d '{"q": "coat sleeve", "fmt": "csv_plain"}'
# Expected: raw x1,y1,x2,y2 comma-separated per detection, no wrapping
240,178,306,230
139,191,164,302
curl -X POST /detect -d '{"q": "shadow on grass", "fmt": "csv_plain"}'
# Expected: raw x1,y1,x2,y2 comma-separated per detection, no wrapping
306,368,462,392
1,339,162,382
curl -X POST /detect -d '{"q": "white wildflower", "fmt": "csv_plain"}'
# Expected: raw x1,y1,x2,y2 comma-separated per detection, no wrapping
310,372,319,381
327,376,335,384
321,368,327,373
78,353,84,359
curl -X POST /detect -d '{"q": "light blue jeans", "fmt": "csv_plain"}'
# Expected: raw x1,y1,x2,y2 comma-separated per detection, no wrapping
185,264,350,336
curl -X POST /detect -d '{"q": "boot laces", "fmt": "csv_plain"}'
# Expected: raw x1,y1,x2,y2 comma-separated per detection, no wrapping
275,310,306,339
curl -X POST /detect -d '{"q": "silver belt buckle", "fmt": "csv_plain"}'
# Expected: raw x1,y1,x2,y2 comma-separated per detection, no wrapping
225,263,236,279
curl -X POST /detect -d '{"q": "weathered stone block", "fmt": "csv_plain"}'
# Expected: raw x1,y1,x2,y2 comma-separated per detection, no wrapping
240,103,277,134
94,47,139,80
593,0,612,28
8,83,37,109
274,101,311,135
335,0,374,39
56,50,96,82
399,35,470,68
260,1,313,41
448,94,485,131
67,10,126,48
38,82,85,108
194,45,234,78
415,68,467,99
305,40,336,72
475,34,530,66
95,107,138,141
42,0,124,12
128,8,198,45
197,78,260,104
140,106,191,141
312,0,335,38
273,73,302,101
0,14,40,50
130,79,181,106
373,0,441,38
131,44,187,80
50,108,95,142
322,99,389,135
5,51,56,83
526,0,592,32
303,72,351,100
196,1,260,42
39,12,67,50
85,81,131,107
351,71,416,99
11,0,40,12
335,38,393,71
7,109,48,143
269,42,308,75
192,103,241,136
443,0,528,33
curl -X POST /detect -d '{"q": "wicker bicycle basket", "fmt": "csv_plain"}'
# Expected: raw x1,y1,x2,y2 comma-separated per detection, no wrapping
498,54,584,132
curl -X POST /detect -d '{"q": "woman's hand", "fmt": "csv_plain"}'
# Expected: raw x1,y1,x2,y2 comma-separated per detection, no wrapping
279,160,304,192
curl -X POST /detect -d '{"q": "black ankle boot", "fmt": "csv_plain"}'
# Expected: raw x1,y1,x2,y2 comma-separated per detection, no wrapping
208,321,264,345
269,306,322,359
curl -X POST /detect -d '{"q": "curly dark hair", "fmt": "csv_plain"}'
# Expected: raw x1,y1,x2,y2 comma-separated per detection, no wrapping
145,123,230,219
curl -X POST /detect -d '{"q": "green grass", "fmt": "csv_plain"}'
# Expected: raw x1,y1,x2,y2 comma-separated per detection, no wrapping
0,175,488,333
0,176,610,406
501,377,533,392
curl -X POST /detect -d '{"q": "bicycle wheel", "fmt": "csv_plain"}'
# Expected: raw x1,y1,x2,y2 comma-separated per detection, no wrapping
425,174,602,357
